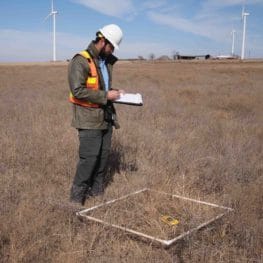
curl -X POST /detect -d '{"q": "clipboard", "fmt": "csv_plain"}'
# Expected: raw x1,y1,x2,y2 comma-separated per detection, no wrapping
113,93,143,106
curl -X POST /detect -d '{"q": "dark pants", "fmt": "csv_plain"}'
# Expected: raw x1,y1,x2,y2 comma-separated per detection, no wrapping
72,126,112,198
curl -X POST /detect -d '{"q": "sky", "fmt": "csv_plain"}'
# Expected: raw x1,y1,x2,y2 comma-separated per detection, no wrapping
0,0,263,62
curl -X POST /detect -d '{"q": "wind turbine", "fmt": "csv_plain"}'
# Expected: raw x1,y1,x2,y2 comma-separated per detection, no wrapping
231,30,236,56
45,0,58,61
241,6,249,60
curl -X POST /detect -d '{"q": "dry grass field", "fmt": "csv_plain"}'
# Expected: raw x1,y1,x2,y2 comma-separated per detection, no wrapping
0,60,262,262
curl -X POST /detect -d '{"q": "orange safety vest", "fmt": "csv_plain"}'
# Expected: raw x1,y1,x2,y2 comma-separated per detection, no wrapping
69,50,100,108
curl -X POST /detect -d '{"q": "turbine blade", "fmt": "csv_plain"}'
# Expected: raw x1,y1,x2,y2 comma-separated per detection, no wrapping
44,13,52,21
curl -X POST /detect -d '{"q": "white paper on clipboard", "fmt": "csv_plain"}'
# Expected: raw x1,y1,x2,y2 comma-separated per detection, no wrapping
113,93,143,106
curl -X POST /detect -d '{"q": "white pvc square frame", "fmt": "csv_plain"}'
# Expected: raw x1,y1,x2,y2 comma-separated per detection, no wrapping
77,188,233,248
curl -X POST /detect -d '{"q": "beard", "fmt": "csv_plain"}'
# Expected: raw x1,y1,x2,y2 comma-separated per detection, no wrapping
100,47,109,60
99,45,111,60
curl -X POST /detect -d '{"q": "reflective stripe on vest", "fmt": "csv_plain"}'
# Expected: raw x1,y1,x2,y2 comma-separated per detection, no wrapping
69,50,100,108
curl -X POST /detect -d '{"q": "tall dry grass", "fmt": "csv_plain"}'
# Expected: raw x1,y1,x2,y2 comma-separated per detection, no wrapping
0,60,262,262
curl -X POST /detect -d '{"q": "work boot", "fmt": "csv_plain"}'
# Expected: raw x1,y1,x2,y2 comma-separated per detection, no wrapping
89,188,104,197
70,184,87,205
89,182,104,197
85,188,102,198
89,179,104,197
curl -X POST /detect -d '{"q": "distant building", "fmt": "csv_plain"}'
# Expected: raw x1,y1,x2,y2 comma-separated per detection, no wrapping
175,54,211,60
214,55,239,60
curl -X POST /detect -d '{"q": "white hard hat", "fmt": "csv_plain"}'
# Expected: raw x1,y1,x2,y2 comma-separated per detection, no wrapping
99,24,123,50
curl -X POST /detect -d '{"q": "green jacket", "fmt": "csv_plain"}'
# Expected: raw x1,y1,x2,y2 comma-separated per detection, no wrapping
68,42,119,129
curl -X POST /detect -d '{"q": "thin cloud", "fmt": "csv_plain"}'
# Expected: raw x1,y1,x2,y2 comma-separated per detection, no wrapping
142,0,167,9
147,11,230,42
199,0,263,17
147,0,262,43
72,0,136,18
202,0,263,9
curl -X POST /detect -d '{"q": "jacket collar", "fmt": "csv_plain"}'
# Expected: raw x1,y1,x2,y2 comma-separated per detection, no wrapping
86,41,118,65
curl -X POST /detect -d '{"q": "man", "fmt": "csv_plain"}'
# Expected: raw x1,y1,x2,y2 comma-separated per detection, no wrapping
68,24,123,205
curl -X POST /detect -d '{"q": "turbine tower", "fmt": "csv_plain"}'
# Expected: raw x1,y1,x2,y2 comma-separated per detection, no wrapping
241,6,249,60
45,0,58,61
231,30,236,56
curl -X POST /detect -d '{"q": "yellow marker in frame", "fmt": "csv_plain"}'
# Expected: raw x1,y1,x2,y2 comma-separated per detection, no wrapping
160,215,179,226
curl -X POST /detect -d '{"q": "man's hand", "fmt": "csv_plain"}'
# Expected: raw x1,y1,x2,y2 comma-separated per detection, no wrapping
106,90,121,100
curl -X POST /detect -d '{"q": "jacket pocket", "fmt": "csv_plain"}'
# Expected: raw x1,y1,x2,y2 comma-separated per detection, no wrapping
77,107,104,123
